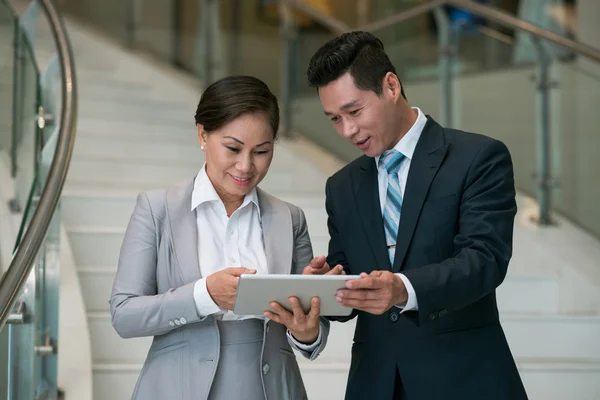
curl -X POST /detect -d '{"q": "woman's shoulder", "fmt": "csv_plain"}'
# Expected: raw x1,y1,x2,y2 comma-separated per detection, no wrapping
256,188,306,223
136,178,195,218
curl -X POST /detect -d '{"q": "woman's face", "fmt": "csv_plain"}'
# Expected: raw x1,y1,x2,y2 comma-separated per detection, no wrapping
198,113,275,202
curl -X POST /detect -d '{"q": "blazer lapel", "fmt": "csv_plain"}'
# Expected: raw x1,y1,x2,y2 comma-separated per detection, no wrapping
352,157,391,271
165,178,202,284
393,118,449,272
258,188,293,275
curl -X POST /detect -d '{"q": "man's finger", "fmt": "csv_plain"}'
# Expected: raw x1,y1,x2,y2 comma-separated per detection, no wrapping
309,256,327,269
346,276,382,290
336,288,382,301
307,297,321,320
288,297,307,317
270,301,294,322
325,264,344,275
264,311,283,324
336,297,387,312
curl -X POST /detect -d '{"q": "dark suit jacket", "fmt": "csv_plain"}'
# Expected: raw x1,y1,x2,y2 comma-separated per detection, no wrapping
325,117,528,400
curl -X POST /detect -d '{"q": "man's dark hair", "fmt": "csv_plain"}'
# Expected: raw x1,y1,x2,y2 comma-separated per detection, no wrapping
307,31,406,100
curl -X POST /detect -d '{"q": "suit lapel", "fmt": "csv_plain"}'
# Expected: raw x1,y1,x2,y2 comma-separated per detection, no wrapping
352,157,391,271
392,118,449,272
258,188,293,275
166,178,202,284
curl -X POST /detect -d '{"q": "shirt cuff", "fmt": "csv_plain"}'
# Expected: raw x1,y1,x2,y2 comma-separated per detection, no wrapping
287,321,324,352
193,278,224,317
394,273,418,313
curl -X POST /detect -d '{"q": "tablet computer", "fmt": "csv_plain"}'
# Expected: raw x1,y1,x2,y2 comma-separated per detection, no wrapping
233,274,360,317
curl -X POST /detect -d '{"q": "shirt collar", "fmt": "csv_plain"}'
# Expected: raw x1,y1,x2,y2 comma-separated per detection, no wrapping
375,107,428,166
191,163,261,219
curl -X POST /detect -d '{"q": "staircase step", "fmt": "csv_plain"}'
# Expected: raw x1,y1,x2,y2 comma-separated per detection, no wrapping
502,314,600,360
88,312,152,364
62,188,329,235
65,168,326,197
88,307,598,368
69,136,320,171
79,264,560,315
66,226,330,267
90,357,600,400
92,364,141,400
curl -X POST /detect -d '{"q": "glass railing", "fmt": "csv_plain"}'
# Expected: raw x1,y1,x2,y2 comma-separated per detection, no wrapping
0,0,77,399
53,0,600,238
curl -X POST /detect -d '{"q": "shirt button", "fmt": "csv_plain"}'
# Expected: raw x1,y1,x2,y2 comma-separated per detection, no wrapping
229,230,234,236
180,317,187,325
230,257,236,264
262,364,270,375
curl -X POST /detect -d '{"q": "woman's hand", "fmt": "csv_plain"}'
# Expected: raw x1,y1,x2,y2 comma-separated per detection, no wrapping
265,297,321,344
206,267,256,310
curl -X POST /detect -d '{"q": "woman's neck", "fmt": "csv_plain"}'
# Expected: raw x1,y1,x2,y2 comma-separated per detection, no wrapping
216,189,244,217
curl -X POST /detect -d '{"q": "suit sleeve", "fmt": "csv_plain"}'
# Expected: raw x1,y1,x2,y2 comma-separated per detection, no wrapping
286,205,330,360
325,177,358,323
109,192,206,339
401,139,517,325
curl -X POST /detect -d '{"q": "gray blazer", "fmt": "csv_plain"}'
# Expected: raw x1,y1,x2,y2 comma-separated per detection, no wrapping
109,178,330,400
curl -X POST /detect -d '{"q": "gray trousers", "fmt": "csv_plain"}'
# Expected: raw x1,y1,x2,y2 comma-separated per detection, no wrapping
207,319,266,400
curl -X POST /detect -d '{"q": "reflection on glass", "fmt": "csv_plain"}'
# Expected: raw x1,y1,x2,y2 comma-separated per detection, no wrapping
13,32,40,213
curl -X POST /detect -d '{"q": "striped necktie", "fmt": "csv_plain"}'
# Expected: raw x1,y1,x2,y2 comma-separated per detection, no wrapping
380,149,404,265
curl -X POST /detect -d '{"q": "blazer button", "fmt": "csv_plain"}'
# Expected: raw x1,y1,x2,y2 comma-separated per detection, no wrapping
174,319,181,326
262,364,270,375
389,311,399,322
429,312,437,321
169,321,175,327
439,309,448,317
179,317,187,325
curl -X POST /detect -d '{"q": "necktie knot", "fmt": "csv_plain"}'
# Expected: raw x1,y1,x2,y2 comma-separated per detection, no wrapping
380,150,404,175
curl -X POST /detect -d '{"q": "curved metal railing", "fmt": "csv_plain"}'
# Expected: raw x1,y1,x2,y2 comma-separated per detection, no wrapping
279,0,600,64
0,0,77,330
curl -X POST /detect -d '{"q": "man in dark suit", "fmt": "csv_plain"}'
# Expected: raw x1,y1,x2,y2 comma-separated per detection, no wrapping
304,31,528,400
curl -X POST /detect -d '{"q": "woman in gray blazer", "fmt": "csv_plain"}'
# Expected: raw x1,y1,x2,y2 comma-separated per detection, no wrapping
110,76,331,400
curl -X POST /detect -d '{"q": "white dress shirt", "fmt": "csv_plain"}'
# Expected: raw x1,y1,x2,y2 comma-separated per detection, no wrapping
374,107,428,313
191,164,268,320
191,165,321,349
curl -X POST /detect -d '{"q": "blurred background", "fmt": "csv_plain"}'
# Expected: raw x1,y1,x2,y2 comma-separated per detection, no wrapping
1,0,599,399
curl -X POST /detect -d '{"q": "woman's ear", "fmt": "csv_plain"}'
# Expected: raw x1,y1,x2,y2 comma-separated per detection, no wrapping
197,124,207,150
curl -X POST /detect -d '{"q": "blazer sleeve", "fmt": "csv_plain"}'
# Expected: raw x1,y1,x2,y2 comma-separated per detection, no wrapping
402,139,517,325
109,192,204,339
325,177,358,323
286,204,331,360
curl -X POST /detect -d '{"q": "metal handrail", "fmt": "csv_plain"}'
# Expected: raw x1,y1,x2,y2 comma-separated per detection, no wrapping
280,0,600,64
0,0,78,330
446,0,600,63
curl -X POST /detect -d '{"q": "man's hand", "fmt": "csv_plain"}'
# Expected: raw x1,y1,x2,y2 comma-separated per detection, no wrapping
303,255,345,276
335,271,407,315
206,267,256,310
264,297,320,344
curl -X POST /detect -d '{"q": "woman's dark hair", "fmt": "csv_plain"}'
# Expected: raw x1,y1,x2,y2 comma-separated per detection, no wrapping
194,75,280,139
307,31,406,100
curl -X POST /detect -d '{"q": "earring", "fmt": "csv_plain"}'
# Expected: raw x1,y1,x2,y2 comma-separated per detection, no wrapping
201,145,205,151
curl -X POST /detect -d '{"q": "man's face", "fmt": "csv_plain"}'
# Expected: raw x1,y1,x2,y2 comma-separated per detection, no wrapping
318,72,399,157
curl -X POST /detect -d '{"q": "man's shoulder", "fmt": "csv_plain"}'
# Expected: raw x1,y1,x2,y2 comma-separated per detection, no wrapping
444,126,503,152
328,155,372,186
